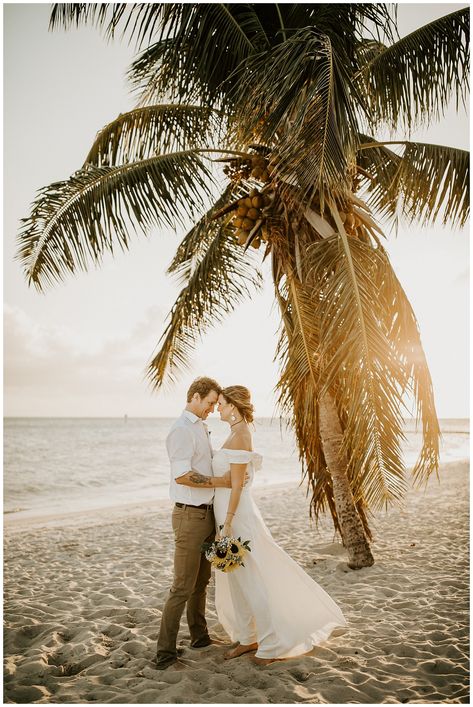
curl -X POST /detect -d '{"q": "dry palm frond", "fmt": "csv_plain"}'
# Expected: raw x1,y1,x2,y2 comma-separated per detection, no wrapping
273,244,373,540
305,200,440,509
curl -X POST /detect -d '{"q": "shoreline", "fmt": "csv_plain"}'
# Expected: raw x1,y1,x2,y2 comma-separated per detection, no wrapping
3,478,303,534
4,459,467,534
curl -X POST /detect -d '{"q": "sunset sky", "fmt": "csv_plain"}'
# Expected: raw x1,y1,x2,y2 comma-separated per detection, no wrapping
4,3,469,418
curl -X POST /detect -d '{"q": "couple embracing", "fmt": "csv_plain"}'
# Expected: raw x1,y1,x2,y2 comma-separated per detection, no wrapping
156,377,347,670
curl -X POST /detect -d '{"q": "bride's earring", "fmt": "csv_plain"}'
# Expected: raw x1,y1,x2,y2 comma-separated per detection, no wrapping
230,410,236,422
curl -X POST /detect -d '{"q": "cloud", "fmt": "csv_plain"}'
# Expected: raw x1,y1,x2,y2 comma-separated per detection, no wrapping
3,303,188,416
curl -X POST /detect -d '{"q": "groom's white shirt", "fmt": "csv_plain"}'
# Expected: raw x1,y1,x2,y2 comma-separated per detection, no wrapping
166,410,214,505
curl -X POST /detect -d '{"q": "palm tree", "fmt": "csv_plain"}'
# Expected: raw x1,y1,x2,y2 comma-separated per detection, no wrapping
17,4,469,568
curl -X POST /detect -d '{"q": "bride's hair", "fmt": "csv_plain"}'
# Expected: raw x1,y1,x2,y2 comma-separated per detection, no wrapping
221,385,254,424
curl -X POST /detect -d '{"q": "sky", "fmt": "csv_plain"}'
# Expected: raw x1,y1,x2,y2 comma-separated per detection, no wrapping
4,2,470,418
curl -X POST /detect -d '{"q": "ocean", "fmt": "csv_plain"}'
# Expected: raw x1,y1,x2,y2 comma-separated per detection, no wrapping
4,417,469,519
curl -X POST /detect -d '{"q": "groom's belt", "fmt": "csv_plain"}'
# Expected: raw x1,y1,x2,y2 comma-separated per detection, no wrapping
175,502,213,510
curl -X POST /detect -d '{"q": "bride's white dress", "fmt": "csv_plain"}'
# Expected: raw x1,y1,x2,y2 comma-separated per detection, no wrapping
212,449,347,659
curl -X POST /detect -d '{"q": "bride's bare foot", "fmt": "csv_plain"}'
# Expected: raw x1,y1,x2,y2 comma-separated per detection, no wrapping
223,642,258,660
251,656,280,666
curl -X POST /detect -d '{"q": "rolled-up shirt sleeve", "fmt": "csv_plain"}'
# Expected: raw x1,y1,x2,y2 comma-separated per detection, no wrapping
166,427,195,479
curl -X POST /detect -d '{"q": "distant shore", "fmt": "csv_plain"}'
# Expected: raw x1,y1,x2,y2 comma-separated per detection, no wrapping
4,460,469,704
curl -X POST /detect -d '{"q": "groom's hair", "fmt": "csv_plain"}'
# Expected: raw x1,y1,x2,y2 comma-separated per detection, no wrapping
186,376,222,402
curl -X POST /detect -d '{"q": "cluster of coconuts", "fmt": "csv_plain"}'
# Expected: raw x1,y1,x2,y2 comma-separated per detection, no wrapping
338,208,363,237
232,188,273,248
223,154,272,184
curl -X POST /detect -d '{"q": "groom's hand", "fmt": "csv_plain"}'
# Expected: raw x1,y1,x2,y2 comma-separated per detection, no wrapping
222,470,250,487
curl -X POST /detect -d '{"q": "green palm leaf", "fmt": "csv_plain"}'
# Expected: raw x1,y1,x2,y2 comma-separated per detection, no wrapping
358,137,470,228
17,150,215,291
357,8,470,132
84,104,225,167
147,221,262,389
168,183,242,277
128,4,265,107
231,28,359,201
50,4,164,49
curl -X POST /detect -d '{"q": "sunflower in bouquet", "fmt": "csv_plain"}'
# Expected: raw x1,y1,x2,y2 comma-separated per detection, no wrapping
201,527,251,573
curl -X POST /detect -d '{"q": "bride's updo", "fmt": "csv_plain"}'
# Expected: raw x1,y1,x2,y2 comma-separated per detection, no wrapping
221,385,254,424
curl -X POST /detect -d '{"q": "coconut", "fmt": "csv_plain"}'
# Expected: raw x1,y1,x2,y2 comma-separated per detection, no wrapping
247,207,260,220
237,206,248,217
249,188,259,198
233,217,243,229
251,237,261,249
251,196,263,208
235,229,248,245
244,197,253,208
345,212,355,228
241,217,254,230
251,166,263,179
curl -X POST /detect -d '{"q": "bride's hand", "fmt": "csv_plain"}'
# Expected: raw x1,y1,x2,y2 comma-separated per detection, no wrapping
222,523,232,538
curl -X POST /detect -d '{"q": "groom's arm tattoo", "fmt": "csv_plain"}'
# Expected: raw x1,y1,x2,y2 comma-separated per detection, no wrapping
176,470,215,487
188,471,213,486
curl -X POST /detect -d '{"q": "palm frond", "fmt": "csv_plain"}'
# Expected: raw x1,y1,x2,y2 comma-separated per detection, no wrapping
354,39,389,67
147,222,262,389
84,104,225,167
305,200,440,509
283,4,398,47
273,255,372,540
231,28,359,202
167,183,242,277
314,204,408,510
356,8,470,132
128,4,266,107
17,150,215,291
50,4,165,49
358,137,470,229
373,247,441,485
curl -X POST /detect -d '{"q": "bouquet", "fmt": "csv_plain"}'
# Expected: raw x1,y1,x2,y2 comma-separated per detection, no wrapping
201,527,251,573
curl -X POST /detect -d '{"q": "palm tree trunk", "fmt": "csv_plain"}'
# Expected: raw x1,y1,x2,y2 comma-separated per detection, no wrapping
318,390,374,569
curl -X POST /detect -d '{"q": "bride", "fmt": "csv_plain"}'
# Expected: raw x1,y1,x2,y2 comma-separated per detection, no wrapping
212,385,347,665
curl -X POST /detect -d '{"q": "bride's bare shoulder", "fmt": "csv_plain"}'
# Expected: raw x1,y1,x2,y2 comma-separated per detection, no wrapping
227,431,252,452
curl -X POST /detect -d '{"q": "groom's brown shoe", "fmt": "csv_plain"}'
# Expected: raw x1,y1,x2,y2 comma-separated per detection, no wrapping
190,635,213,648
155,655,178,670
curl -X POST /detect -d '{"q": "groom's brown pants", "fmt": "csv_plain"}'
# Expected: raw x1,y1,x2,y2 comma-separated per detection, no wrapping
156,504,215,662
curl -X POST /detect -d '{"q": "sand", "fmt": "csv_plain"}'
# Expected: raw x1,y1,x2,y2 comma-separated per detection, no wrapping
4,461,469,704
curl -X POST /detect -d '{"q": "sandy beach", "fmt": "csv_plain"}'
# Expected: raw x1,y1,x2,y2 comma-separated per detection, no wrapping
4,461,469,704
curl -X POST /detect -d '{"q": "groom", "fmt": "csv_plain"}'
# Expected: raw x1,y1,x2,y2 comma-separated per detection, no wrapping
156,376,233,670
